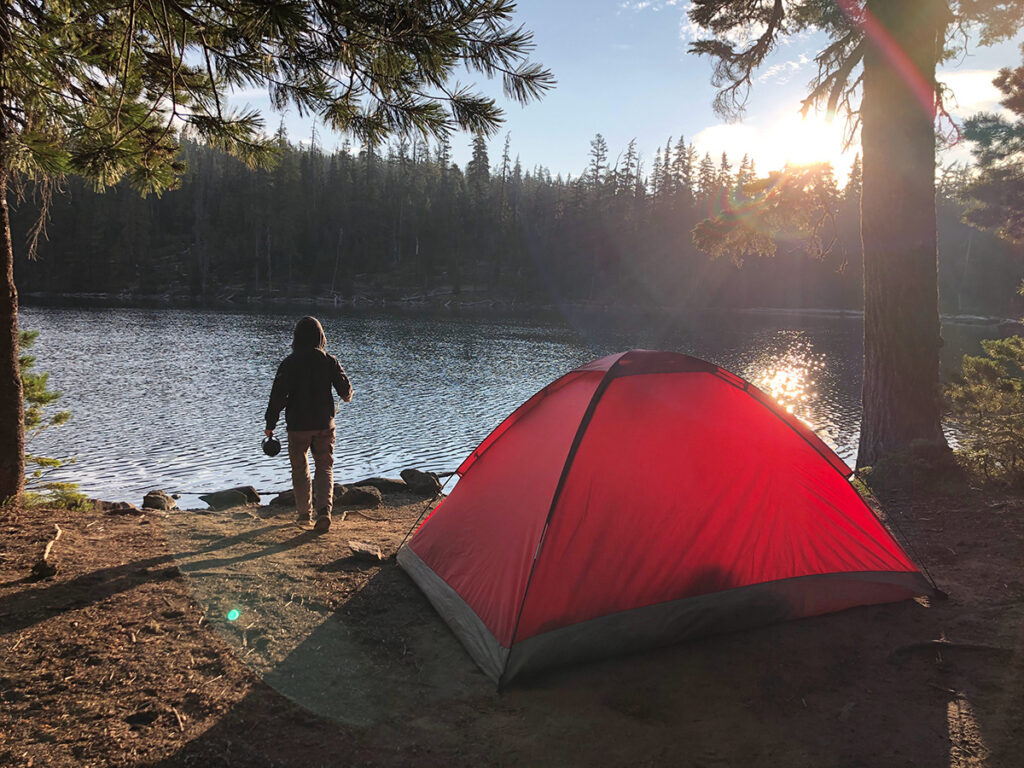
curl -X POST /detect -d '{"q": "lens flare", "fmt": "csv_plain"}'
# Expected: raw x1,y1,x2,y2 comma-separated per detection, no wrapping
836,0,938,118
227,609,240,622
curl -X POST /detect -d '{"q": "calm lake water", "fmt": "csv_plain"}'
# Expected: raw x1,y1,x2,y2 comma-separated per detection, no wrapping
19,306,990,507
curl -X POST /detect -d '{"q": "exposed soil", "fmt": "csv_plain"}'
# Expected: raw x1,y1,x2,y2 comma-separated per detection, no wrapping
1,487,1022,767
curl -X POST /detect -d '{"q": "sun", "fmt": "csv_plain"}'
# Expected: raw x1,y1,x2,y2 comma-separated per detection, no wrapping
761,111,857,179
694,109,860,182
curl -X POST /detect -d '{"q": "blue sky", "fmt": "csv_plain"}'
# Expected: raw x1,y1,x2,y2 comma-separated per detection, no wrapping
229,1,1024,180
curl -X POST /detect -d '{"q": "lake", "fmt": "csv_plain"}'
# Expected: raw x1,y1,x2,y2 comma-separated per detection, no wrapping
18,305,990,507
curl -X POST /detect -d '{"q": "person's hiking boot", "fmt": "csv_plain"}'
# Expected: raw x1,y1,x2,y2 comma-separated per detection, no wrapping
295,511,312,526
313,510,332,534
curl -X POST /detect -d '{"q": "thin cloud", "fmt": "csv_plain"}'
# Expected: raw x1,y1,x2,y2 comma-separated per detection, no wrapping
758,54,811,84
619,0,684,11
938,69,1006,117
227,85,270,102
679,6,702,44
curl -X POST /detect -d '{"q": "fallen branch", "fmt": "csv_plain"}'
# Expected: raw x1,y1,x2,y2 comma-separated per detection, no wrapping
29,524,63,581
344,509,382,521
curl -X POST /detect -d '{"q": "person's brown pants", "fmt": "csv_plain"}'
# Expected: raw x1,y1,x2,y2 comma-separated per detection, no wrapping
287,428,335,516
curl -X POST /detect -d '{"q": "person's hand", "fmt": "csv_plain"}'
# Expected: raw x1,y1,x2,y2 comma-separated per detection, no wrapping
265,429,274,438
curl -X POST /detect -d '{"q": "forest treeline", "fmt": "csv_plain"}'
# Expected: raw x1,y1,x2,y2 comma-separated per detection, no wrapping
11,130,1024,316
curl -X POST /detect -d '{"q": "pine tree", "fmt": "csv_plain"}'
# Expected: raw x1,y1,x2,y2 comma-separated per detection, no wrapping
622,140,640,198
634,157,647,200
497,133,514,279
963,45,1024,243
19,330,82,507
670,137,690,200
438,136,453,181
736,154,755,189
697,152,717,202
500,134,513,182
681,142,698,203
661,139,675,197
844,154,863,201
466,134,491,198
0,1,553,502
717,152,733,191
587,134,609,189
651,152,664,199
946,335,1024,483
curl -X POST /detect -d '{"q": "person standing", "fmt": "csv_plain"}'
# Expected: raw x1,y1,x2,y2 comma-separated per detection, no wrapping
265,316,353,533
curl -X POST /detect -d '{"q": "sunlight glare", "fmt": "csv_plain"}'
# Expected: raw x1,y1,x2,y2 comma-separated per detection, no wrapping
762,112,854,177
746,335,826,429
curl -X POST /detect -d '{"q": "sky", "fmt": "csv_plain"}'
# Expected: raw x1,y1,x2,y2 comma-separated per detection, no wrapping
227,1,1024,181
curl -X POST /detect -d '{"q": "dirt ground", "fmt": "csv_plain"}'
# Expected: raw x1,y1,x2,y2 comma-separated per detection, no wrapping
1,486,1022,768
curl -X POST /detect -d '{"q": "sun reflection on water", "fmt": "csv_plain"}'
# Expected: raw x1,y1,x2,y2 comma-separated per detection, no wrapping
745,332,828,432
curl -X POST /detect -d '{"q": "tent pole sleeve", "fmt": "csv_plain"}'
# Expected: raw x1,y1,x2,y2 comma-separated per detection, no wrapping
503,356,625,667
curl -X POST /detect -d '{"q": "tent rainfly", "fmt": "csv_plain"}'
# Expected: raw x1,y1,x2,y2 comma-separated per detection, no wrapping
398,350,934,686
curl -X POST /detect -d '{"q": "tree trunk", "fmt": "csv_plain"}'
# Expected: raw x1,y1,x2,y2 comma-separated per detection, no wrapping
0,170,25,504
857,0,950,468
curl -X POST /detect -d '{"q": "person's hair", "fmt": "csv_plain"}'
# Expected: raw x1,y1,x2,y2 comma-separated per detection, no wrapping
292,316,327,351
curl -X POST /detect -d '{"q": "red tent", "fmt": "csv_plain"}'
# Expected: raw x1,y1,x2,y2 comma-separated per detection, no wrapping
398,350,933,685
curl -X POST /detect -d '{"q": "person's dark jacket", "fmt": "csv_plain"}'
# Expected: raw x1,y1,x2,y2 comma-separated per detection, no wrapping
265,349,352,432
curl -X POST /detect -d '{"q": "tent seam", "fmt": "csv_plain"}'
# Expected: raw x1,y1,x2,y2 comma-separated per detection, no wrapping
500,354,625,685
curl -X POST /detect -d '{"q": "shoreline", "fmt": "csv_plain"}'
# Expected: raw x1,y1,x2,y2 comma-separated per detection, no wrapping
19,291,1023,329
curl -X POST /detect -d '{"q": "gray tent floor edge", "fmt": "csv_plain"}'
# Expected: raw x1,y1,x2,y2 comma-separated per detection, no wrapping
500,570,933,685
397,546,509,683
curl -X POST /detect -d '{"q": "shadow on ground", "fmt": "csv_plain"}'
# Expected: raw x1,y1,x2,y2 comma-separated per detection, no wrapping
0,522,304,636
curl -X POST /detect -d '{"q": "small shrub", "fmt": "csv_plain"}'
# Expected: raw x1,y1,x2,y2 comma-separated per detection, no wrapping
946,335,1024,486
23,483,90,511
21,330,82,505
